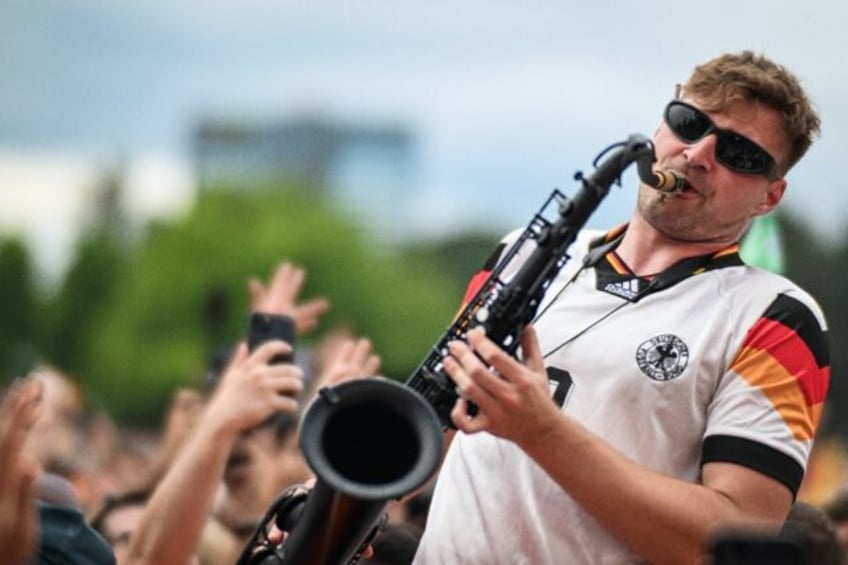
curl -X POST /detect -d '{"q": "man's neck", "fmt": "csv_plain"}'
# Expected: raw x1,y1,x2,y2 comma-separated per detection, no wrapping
615,216,738,277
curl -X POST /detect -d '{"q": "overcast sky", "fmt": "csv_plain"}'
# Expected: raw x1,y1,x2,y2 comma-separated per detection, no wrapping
1,0,846,279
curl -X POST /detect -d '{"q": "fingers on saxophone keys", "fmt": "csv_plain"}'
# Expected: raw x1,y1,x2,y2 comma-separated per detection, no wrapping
443,352,480,406
446,339,478,369
442,355,464,384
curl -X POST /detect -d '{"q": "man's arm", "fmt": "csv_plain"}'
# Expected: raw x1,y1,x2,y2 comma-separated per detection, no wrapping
444,326,792,565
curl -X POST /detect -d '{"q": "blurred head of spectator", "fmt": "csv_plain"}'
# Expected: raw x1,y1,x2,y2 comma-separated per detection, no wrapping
216,410,311,535
25,365,84,471
24,365,112,513
90,488,151,564
369,521,424,565
824,490,848,555
782,501,846,565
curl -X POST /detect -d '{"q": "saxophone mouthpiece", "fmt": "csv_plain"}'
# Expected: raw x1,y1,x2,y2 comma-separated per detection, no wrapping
650,169,687,193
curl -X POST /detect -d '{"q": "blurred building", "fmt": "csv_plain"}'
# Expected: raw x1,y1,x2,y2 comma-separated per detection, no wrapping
192,115,415,241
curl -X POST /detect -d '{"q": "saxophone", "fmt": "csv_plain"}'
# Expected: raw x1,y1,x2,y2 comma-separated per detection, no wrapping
405,133,679,428
237,133,678,564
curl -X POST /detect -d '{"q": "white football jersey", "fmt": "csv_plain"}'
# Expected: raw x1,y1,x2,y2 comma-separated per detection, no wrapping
414,226,829,564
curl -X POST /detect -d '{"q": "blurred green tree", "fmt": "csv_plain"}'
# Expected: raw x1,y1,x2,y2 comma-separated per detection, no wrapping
43,167,130,380
77,185,468,425
402,231,501,299
0,238,39,379
43,233,128,381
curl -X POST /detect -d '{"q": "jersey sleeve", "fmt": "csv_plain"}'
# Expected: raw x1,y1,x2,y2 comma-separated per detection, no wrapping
702,291,830,495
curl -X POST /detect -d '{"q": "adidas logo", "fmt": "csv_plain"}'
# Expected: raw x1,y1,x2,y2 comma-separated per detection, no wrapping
604,278,641,300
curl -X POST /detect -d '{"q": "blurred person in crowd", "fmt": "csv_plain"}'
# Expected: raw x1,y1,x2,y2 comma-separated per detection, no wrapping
209,266,379,542
393,483,434,532
708,501,847,565
22,365,127,516
89,488,153,565
206,262,330,542
211,402,305,541
124,261,380,565
24,365,83,468
0,377,42,565
123,328,303,565
369,522,424,565
824,490,848,555
414,51,828,564
206,332,382,563
1,377,117,565
23,366,92,507
782,501,845,565
38,502,116,565
384,480,434,533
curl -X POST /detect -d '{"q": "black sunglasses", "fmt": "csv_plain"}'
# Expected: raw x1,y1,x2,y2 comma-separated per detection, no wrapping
664,100,780,180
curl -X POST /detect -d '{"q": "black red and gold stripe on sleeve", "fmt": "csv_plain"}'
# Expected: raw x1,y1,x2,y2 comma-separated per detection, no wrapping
730,293,830,440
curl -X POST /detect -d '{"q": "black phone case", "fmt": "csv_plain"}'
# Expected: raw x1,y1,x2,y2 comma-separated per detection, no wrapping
247,313,296,364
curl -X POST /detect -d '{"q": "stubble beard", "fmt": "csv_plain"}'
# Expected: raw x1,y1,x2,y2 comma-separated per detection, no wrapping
637,188,709,242
637,187,748,245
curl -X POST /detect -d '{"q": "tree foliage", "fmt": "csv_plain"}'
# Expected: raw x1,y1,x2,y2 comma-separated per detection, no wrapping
0,238,39,378
43,232,128,379
13,179,848,441
75,185,468,424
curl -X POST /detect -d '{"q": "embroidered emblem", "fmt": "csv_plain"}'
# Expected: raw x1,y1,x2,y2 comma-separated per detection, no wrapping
635,334,689,381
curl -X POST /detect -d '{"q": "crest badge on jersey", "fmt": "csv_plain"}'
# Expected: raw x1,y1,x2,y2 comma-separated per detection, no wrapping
635,334,690,381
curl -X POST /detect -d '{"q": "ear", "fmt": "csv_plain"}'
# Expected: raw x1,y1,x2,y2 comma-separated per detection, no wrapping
753,179,787,215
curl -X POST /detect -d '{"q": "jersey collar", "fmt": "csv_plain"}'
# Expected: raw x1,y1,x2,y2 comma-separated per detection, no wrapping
589,225,744,301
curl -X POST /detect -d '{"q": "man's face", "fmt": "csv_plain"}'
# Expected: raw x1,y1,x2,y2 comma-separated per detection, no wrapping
217,426,311,526
100,504,145,565
639,97,788,244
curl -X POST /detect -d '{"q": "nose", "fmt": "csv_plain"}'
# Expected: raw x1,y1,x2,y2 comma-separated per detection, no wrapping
682,133,717,174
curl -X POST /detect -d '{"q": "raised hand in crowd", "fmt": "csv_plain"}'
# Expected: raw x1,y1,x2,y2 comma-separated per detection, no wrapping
161,261,324,478
207,342,302,431
0,377,43,565
316,329,382,389
248,261,329,334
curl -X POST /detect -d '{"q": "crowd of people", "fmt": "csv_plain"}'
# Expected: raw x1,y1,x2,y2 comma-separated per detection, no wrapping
0,50,844,564
0,261,431,564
